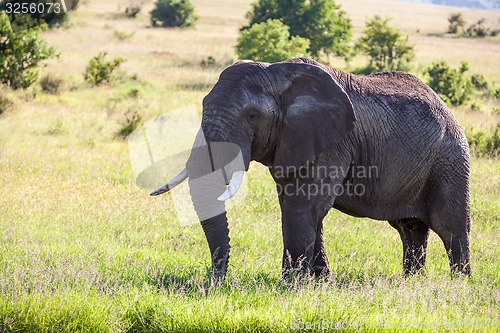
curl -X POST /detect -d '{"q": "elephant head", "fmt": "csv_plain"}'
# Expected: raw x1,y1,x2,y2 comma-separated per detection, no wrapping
151,59,355,280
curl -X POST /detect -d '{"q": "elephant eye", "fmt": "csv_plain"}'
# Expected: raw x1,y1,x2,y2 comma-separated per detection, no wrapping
247,111,258,121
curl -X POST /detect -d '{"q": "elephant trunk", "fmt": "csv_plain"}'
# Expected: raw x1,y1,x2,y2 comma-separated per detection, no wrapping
154,121,247,280
200,212,230,280
188,158,231,281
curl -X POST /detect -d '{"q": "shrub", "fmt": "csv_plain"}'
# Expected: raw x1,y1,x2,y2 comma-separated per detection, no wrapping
117,109,142,139
470,101,481,112
200,56,217,68
244,0,352,58
466,125,500,157
470,74,488,91
113,29,135,41
0,12,57,89
426,61,472,106
150,0,197,28
39,73,64,94
0,91,13,115
447,12,466,34
465,18,499,37
236,19,310,63
356,16,414,72
83,52,125,86
127,88,141,98
125,5,142,18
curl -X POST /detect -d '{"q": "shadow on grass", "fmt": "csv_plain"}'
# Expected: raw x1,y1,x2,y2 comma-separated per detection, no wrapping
144,264,401,296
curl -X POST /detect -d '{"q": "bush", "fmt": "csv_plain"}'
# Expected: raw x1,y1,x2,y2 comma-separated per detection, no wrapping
125,5,142,18
0,91,13,115
200,56,216,68
150,0,197,28
466,125,500,157
0,12,57,89
40,73,64,94
465,18,499,37
244,0,352,58
470,74,488,91
236,19,310,63
447,13,466,34
113,29,135,41
117,109,142,139
356,16,414,72
83,52,125,86
426,61,472,106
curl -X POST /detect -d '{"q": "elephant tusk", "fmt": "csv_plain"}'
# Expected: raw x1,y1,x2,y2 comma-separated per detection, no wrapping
150,168,188,196
217,170,245,201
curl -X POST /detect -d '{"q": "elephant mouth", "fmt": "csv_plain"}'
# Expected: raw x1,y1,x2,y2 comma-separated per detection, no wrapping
150,141,246,203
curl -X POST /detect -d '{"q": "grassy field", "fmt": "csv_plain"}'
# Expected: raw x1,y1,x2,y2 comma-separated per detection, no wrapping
0,0,499,332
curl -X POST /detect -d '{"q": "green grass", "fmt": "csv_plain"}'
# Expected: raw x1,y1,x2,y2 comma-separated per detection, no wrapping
0,0,499,331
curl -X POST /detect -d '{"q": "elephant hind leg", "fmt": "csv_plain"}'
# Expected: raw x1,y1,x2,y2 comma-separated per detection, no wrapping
427,207,471,275
425,175,471,275
389,218,430,275
425,150,471,275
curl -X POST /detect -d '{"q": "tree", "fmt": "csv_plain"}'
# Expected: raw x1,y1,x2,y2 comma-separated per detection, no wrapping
244,0,352,58
0,12,57,89
447,12,466,34
236,19,310,63
150,0,197,28
356,16,414,72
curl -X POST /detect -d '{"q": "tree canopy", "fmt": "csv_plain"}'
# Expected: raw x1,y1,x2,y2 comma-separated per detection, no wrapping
356,16,414,71
236,19,310,63
244,0,352,58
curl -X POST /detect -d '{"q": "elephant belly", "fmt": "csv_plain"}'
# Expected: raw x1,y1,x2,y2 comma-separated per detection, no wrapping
333,196,426,221
332,178,429,222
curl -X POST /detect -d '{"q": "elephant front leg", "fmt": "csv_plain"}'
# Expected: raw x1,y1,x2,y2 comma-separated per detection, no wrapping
280,201,330,279
312,220,330,277
281,207,316,279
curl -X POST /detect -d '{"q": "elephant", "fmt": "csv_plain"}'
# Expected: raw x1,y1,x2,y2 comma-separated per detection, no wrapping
151,58,471,280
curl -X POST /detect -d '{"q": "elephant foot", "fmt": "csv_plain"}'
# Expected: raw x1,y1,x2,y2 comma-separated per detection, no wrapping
313,265,330,278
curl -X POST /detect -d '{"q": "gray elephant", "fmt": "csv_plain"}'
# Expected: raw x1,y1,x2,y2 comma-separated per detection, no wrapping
151,58,471,279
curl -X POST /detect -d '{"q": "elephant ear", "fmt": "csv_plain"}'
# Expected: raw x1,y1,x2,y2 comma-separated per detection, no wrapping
270,62,356,172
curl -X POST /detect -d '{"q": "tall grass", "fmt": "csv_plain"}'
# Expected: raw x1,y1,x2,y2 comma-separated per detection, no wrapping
0,0,499,332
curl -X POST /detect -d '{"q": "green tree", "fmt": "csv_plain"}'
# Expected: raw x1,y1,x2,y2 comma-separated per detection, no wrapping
150,0,197,28
426,61,472,106
356,16,414,72
447,12,466,34
245,0,352,58
0,11,57,89
236,19,310,63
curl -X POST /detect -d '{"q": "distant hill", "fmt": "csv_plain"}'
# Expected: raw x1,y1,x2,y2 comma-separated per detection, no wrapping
393,0,500,11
